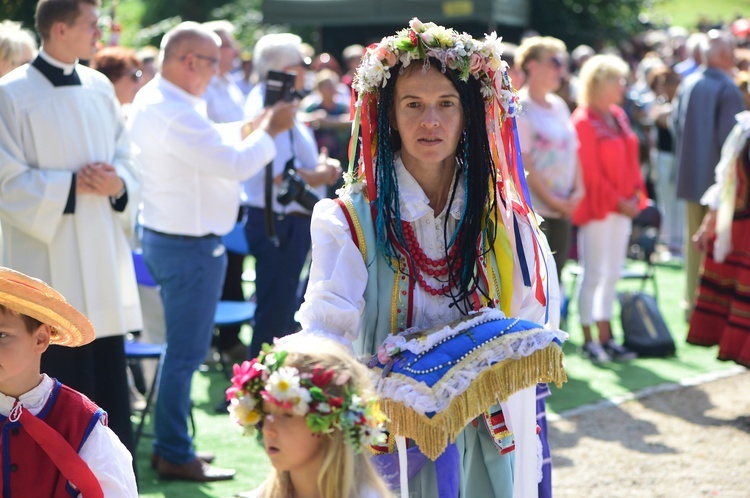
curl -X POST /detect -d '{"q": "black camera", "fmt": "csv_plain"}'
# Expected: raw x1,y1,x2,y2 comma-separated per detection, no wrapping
276,161,321,212
264,70,300,106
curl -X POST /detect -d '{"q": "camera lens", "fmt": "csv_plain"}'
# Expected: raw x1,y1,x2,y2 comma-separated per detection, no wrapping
276,170,320,211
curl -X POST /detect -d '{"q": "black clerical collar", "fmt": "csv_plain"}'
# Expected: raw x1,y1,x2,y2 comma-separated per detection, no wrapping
32,55,81,87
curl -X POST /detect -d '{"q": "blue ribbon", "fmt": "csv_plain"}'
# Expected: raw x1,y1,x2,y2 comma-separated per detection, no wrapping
511,115,535,212
372,443,459,497
435,443,460,498
513,216,532,287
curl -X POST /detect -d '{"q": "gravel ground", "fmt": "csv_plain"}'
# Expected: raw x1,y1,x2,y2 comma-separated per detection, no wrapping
550,369,750,498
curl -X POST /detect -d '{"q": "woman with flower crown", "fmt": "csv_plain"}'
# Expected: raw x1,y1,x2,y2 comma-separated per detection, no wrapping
297,18,565,498
227,335,391,498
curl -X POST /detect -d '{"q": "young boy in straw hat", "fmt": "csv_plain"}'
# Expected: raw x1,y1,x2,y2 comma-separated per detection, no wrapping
0,267,137,497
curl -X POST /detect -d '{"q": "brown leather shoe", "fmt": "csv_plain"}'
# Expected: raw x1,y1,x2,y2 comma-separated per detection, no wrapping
150,451,215,470
157,457,235,482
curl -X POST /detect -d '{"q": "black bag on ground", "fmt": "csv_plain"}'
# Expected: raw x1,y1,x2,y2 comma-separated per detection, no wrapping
618,291,675,357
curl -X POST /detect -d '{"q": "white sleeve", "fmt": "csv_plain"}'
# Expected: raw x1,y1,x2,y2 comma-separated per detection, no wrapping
0,87,73,244
111,104,141,237
297,198,369,346
163,108,276,181
700,116,750,210
77,421,138,498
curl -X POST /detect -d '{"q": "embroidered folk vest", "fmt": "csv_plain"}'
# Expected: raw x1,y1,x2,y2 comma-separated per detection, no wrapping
0,381,105,498
334,189,508,358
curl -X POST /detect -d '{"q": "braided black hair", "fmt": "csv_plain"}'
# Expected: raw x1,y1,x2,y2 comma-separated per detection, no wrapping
371,59,498,314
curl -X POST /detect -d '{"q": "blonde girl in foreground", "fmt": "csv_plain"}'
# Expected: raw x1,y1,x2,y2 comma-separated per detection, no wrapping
227,335,392,498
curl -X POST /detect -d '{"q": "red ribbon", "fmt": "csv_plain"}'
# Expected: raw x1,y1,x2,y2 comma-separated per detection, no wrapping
7,404,104,498
360,93,378,202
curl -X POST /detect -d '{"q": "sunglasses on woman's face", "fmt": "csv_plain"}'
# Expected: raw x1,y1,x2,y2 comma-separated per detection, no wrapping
548,56,564,70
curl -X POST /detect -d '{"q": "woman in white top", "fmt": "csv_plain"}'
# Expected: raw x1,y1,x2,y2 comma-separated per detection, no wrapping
515,36,584,282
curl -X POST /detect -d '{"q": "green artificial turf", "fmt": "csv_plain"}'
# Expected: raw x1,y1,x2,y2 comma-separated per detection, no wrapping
135,364,272,497
135,258,740,497
547,259,738,414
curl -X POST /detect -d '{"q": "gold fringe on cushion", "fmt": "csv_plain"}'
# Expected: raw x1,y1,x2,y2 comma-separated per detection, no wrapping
379,343,566,460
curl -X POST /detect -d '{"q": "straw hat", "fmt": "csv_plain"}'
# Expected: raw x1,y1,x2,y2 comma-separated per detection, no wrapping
0,267,95,347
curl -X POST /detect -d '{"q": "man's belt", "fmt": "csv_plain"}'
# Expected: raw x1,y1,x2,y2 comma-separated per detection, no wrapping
143,227,219,240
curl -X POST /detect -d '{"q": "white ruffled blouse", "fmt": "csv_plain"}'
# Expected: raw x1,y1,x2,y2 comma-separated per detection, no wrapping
298,155,553,347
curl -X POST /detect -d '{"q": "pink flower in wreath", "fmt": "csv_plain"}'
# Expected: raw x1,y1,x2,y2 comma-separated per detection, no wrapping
373,44,397,67
377,345,390,364
230,358,265,387
469,52,484,74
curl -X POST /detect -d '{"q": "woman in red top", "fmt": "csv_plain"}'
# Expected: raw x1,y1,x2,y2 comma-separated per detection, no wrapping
571,54,648,363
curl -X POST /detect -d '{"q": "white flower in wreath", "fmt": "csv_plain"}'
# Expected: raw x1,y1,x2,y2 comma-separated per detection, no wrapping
360,424,386,446
291,393,311,416
350,394,363,410
263,353,278,367
229,396,262,429
483,32,505,59
453,40,467,57
498,88,516,114
400,47,421,69
266,366,304,402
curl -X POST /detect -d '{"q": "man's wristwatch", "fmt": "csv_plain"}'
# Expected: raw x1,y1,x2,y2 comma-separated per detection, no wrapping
112,181,127,200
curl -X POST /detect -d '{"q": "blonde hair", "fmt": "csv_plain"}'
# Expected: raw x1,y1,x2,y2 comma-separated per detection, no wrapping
576,53,629,107
254,335,391,498
514,35,567,74
0,20,38,71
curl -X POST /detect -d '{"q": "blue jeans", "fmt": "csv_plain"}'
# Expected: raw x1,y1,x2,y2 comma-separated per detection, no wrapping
142,229,227,464
245,208,311,359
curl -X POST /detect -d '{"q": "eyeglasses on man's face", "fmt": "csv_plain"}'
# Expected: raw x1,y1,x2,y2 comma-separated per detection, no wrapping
181,52,220,67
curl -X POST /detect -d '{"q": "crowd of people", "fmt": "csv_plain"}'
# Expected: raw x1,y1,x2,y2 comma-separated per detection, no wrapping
1,0,749,497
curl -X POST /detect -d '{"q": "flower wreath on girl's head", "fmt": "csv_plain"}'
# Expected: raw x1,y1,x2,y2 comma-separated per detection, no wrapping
226,343,387,452
343,18,548,315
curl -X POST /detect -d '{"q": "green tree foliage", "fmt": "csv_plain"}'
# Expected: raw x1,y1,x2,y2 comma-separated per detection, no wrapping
116,0,269,52
141,0,232,26
531,0,652,49
209,0,264,50
0,0,37,30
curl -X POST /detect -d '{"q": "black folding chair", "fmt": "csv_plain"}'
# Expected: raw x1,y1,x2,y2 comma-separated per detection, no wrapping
621,203,661,300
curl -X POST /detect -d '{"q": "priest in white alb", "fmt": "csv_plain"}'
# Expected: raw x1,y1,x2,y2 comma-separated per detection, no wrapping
0,0,141,458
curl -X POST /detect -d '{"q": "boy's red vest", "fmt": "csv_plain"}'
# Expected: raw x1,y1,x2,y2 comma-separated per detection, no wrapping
0,380,104,497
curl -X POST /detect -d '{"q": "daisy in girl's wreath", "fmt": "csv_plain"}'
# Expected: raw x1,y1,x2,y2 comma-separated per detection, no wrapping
227,335,390,498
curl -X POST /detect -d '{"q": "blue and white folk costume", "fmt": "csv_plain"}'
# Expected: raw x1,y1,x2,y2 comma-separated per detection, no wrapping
298,18,567,498
299,155,565,497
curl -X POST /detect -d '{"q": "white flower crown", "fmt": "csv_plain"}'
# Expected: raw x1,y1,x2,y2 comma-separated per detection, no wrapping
352,18,516,114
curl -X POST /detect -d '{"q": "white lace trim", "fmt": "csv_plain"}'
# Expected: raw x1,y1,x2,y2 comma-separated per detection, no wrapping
383,307,508,356
372,327,567,416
